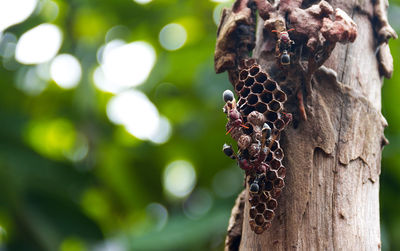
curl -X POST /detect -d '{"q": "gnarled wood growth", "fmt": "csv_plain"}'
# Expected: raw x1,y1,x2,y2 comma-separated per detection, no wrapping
216,0,396,250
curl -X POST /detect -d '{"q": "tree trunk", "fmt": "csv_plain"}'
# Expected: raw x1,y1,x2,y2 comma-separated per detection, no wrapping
216,0,396,250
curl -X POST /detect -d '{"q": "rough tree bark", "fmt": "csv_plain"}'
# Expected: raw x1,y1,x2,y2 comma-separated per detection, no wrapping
215,0,396,250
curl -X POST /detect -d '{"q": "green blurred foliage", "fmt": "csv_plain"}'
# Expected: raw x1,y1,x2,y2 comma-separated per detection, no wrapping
0,0,399,250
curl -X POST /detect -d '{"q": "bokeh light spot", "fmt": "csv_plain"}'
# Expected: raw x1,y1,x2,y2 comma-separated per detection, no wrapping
159,23,187,51
133,0,152,4
0,0,38,32
106,90,170,143
94,40,156,93
50,54,82,89
25,118,86,161
146,203,168,231
163,160,196,198
183,188,213,219
15,23,62,64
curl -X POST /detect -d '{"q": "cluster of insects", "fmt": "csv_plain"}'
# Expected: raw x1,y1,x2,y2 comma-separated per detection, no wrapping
221,54,292,233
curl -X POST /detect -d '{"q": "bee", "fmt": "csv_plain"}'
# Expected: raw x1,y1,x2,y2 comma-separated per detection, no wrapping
222,90,249,135
272,28,295,65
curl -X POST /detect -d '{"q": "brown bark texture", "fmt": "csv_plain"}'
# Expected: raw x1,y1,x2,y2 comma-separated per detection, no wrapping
215,0,397,250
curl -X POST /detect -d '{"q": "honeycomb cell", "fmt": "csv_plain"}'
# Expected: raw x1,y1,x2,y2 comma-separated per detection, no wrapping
240,87,250,97
249,65,260,76
265,80,277,92
245,77,254,86
260,91,273,103
251,83,264,93
270,141,278,151
255,214,264,226
249,219,256,230
236,81,244,92
260,191,270,202
265,152,273,162
274,178,285,188
263,209,275,221
263,221,272,230
267,170,278,180
255,102,268,113
274,148,284,160
239,70,249,81
249,195,259,206
275,119,285,130
268,100,281,112
248,94,258,105
264,181,273,191
267,198,277,210
272,188,282,198
250,206,257,218
277,166,286,177
255,72,268,83
238,97,246,107
274,90,287,102
243,105,255,116
256,203,265,213
266,111,278,122
271,159,281,169
254,225,264,234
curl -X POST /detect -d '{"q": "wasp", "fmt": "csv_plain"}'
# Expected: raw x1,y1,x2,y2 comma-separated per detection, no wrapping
223,90,249,135
272,28,295,65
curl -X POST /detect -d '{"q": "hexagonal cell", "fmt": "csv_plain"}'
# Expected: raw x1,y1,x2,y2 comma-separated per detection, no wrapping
238,97,246,107
268,100,281,112
266,111,278,122
249,65,260,76
264,181,273,191
260,91,273,103
277,166,286,177
267,170,278,180
236,81,244,92
265,152,273,162
255,72,268,83
251,83,264,93
254,225,264,234
248,94,258,105
245,77,255,86
240,87,250,97
250,206,257,218
255,214,264,226
275,119,285,130
255,102,268,113
274,178,285,188
242,122,253,135
274,90,287,102
263,209,275,221
249,219,256,230
256,203,266,213
274,148,284,160
263,221,272,230
271,159,281,170
264,80,277,92
243,105,255,116
267,198,277,210
239,69,249,81
260,191,270,202
249,195,259,206
272,188,282,198
270,141,278,151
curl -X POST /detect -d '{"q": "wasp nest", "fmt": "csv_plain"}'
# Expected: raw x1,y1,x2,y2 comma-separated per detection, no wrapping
223,60,291,234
